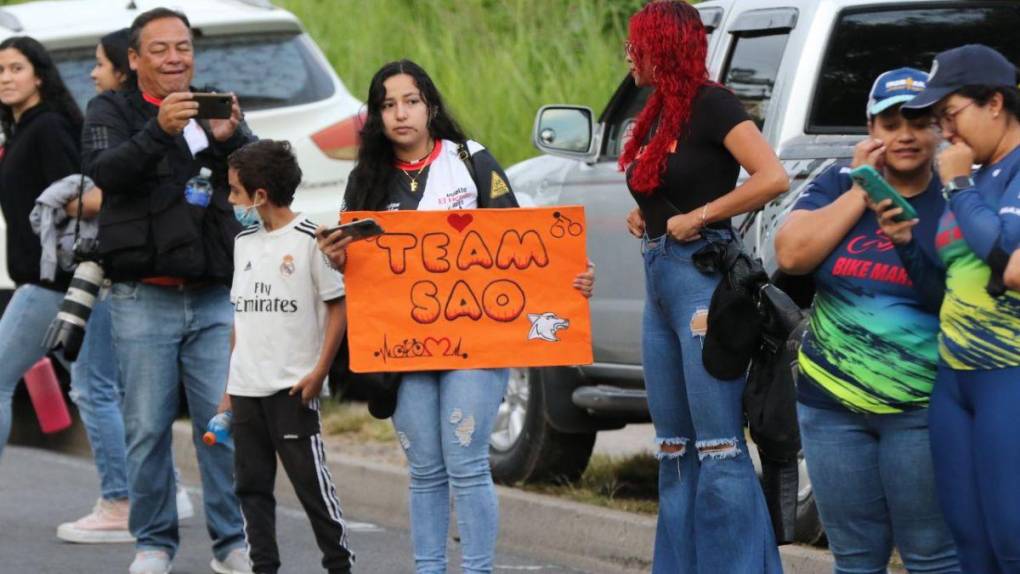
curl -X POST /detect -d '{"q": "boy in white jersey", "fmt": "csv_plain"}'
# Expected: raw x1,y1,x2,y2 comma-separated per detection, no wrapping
220,140,353,574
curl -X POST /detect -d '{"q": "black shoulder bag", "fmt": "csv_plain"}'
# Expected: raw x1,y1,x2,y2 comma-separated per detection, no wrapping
684,204,806,545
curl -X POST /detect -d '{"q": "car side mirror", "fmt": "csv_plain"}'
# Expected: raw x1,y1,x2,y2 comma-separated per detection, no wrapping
532,105,595,160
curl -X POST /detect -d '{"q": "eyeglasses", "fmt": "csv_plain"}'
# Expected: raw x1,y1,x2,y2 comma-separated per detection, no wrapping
932,101,974,131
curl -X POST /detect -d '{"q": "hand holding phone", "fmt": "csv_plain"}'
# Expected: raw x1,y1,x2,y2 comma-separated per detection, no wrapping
851,165,918,222
319,218,385,242
192,92,234,120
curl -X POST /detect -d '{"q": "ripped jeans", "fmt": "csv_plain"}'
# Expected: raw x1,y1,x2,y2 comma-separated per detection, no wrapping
641,231,782,574
392,368,509,574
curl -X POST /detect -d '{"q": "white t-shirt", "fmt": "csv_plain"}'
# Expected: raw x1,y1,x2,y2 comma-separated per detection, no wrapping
228,216,345,397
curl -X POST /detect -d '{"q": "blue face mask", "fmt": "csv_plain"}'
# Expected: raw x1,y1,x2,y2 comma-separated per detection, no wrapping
233,204,261,227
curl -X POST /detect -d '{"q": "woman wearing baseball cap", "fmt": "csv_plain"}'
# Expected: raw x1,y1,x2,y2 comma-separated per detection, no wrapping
877,44,1020,573
775,68,959,573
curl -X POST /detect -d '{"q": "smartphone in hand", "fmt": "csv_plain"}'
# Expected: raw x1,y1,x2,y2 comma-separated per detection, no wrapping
192,93,233,119
320,218,385,241
851,165,919,222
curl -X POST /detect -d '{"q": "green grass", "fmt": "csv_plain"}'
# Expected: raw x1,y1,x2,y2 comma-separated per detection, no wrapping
278,0,646,167
321,400,397,443
522,452,659,514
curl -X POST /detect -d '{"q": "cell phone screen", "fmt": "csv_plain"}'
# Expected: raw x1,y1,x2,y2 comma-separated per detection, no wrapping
193,93,233,119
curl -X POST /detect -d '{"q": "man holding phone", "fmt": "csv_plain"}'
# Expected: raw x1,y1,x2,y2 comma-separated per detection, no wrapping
82,7,255,574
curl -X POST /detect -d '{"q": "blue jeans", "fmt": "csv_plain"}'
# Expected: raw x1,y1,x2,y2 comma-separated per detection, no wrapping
0,283,65,458
392,368,509,574
798,403,959,574
641,232,781,574
929,364,1020,574
109,281,244,560
69,292,129,501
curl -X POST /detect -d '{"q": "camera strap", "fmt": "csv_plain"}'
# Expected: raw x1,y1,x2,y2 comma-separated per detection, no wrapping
72,170,86,246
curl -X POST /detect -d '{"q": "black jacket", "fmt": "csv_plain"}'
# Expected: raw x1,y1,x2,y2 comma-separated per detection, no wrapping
0,103,80,290
81,88,255,284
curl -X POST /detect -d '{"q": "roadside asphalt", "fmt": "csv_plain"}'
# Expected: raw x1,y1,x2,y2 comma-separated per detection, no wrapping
184,421,843,574
19,406,845,573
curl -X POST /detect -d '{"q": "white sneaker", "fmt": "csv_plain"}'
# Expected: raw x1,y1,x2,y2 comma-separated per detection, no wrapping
56,498,134,544
210,548,252,574
129,550,172,574
176,486,194,521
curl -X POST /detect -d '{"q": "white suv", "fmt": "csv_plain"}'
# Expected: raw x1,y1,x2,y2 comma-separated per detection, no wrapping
0,0,361,295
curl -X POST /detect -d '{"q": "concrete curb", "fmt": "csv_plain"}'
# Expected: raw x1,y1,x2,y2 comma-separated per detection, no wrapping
167,421,839,574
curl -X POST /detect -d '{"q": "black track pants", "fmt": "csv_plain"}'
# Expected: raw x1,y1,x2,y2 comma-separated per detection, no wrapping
231,391,354,574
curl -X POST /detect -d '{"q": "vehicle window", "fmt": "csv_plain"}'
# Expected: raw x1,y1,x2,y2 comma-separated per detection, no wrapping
602,83,651,160
722,31,790,130
54,31,335,115
700,7,723,38
810,4,1020,134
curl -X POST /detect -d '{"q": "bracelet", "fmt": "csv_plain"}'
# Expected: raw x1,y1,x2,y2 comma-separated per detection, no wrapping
699,204,710,229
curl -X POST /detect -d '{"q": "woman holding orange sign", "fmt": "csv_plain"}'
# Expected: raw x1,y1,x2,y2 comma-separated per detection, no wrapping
317,60,593,574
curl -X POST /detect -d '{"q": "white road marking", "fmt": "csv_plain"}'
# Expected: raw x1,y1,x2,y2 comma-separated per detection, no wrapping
183,486,384,532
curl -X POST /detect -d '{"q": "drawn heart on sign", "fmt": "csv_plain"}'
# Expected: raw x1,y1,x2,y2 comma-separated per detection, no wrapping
447,213,473,233
423,337,452,357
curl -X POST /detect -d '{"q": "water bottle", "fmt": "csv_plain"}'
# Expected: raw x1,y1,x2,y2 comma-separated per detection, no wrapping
202,411,233,447
24,357,72,434
184,167,213,207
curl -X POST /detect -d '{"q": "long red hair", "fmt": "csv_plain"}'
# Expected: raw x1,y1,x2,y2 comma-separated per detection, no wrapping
619,1,710,194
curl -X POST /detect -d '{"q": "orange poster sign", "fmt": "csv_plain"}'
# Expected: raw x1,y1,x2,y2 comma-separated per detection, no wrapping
341,206,593,373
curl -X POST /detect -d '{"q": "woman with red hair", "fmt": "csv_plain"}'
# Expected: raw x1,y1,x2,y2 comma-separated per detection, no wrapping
622,2,788,572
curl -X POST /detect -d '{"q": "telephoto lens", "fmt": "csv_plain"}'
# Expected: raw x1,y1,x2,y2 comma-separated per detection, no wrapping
42,261,105,361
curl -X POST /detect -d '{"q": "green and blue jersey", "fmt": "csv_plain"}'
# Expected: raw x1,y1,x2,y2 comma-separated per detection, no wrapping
793,164,945,413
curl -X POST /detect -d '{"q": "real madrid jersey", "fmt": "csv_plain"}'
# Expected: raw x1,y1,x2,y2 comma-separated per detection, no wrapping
228,216,345,397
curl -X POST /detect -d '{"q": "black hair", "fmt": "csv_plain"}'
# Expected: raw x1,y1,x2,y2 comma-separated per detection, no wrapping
228,139,303,207
129,7,191,52
100,28,136,90
344,60,467,212
956,84,1020,121
0,36,83,140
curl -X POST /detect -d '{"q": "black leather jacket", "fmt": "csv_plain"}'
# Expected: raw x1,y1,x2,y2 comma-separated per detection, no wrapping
82,87,256,284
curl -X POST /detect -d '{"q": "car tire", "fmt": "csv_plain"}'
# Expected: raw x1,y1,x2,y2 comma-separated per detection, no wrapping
489,367,596,484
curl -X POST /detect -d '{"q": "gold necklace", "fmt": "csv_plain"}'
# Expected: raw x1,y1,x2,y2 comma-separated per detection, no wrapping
401,164,427,192
398,142,434,192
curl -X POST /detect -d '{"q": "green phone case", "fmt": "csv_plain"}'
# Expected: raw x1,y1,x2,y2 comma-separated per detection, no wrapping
850,165,919,222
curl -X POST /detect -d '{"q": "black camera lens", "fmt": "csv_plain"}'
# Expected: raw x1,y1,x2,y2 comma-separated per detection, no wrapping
42,261,105,361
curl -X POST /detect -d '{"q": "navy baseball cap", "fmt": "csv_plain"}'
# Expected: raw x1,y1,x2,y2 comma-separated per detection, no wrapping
902,44,1018,117
867,68,929,118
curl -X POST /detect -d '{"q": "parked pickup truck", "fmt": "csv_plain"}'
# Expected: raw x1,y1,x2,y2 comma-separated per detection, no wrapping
489,0,1020,543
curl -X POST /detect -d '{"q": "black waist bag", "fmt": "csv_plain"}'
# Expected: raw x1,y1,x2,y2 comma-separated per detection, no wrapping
698,240,767,380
